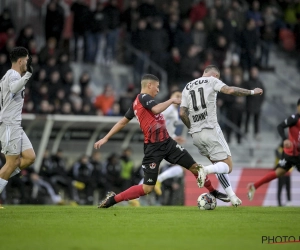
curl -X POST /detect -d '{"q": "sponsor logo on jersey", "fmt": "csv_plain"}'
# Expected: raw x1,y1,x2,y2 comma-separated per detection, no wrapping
186,79,208,90
149,163,156,169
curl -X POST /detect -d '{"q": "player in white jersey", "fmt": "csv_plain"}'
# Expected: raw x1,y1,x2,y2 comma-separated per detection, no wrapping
137,90,229,205
0,47,35,197
180,65,263,206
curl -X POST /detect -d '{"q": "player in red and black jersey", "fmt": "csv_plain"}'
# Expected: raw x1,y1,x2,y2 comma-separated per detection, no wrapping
94,74,205,208
248,98,300,201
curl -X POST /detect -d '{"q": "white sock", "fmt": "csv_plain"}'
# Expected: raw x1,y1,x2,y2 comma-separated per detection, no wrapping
0,178,8,193
157,165,183,182
204,162,229,174
216,173,235,197
9,167,21,178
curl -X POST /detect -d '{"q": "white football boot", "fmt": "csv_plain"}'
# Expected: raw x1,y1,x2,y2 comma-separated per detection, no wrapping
196,164,207,188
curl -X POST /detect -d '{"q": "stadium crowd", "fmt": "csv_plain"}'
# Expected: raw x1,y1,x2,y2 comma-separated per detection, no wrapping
0,0,299,205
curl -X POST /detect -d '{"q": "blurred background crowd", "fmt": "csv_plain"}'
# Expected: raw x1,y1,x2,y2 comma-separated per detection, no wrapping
0,0,299,205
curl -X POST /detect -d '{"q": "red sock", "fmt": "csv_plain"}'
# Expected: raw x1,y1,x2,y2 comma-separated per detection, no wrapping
193,173,215,192
204,176,215,192
254,171,277,189
114,185,145,203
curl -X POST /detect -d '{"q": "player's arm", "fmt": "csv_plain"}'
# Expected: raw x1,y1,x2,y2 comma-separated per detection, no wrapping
9,56,33,93
179,107,191,129
179,91,191,129
139,94,180,115
220,85,263,96
9,72,32,94
277,115,298,148
152,98,181,114
94,107,134,149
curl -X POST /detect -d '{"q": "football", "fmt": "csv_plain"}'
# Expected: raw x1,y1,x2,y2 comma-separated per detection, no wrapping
197,193,217,210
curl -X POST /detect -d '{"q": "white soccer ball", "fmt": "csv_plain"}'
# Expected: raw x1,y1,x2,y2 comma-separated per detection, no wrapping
197,193,217,210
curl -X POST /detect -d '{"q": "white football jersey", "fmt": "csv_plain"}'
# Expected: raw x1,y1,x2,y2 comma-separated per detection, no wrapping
162,105,178,138
0,69,30,125
181,76,226,133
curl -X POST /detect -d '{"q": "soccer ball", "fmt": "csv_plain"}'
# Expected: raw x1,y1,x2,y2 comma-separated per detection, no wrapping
197,193,217,210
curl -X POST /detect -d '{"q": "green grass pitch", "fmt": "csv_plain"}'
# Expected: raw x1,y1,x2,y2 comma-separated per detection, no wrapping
1,205,300,250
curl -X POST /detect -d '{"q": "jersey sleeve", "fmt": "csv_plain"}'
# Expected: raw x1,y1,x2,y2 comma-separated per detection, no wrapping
277,114,299,140
9,71,32,94
212,77,226,92
124,105,135,120
180,89,189,108
138,94,158,110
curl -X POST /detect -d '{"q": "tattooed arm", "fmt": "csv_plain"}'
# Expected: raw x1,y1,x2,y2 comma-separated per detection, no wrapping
220,85,263,96
179,107,191,129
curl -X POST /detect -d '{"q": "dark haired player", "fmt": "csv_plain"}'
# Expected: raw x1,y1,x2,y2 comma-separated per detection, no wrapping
95,74,206,208
248,98,300,201
0,47,35,196
180,65,263,206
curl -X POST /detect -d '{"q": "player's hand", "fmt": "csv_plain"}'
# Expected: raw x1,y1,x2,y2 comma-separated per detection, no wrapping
283,139,292,149
253,88,263,95
172,97,181,105
174,136,186,144
94,138,108,149
26,55,33,74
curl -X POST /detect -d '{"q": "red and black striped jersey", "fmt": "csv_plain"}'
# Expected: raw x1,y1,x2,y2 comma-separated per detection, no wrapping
125,94,169,144
277,113,300,156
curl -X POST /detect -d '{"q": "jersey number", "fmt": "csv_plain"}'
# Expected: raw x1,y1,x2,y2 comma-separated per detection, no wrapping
190,87,206,111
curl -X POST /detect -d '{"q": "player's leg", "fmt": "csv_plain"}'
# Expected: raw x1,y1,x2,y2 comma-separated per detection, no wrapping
9,131,35,178
154,165,183,195
0,155,20,193
277,176,284,206
247,165,288,201
192,127,241,206
98,142,164,208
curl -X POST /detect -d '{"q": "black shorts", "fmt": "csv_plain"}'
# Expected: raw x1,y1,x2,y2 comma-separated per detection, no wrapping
142,137,196,185
276,153,300,172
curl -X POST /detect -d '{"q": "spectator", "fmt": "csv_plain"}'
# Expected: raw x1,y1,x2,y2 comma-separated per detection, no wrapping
138,0,159,22
243,67,265,140
119,84,136,115
70,0,91,61
90,151,108,199
16,25,34,49
0,8,14,33
166,47,181,85
45,0,65,44
48,70,62,100
0,53,10,77
61,70,74,96
189,0,207,24
174,18,193,55
120,148,135,191
246,0,263,33
191,20,207,50
94,84,115,115
86,2,108,63
121,0,140,33
104,153,122,191
103,0,121,63
70,155,95,205
39,37,60,65
226,74,245,144
239,19,259,72
179,45,201,83
260,24,275,69
149,16,169,69
165,13,181,50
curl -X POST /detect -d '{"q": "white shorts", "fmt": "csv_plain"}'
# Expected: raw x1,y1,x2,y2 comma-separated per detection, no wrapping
191,125,231,161
0,124,33,155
